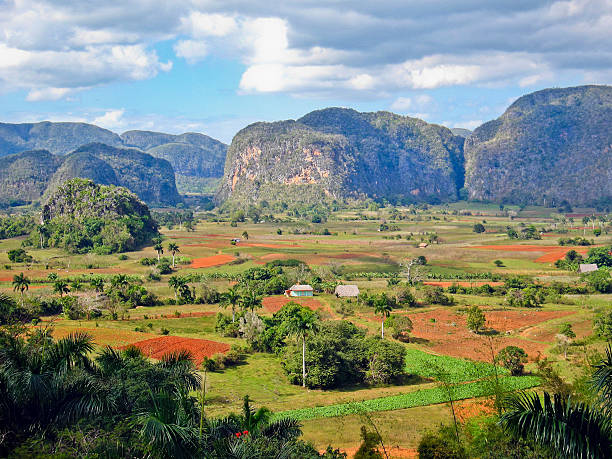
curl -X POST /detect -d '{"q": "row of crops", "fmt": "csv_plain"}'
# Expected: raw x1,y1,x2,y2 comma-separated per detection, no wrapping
275,376,540,421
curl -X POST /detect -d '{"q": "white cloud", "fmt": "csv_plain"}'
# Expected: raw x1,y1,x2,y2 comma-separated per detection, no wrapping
180,12,237,38
174,40,208,63
390,94,433,112
93,109,125,130
26,87,72,101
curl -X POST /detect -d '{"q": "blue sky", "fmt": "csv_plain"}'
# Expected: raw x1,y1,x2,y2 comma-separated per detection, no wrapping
0,1,610,143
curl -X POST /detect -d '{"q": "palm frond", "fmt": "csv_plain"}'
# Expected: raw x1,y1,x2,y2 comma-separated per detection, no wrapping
259,417,302,441
592,345,612,414
500,391,612,459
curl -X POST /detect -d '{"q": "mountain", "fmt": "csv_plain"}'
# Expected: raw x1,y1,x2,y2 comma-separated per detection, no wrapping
464,85,612,206
0,122,227,195
0,122,123,155
0,144,181,206
42,178,158,253
0,150,62,204
215,108,465,205
121,130,227,193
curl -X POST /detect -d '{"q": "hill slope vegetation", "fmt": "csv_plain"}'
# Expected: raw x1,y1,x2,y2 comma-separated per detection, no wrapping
464,85,612,206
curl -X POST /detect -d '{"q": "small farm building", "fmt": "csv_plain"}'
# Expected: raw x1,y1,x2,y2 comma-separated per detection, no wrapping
335,285,359,297
286,285,314,297
578,264,598,273
418,242,428,248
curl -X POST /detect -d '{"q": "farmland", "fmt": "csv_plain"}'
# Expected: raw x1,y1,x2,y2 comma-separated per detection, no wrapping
2,201,611,456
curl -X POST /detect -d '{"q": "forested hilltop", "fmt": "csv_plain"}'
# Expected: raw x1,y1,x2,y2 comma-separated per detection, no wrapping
215,108,465,206
0,143,181,206
465,85,612,207
40,178,158,253
0,122,228,195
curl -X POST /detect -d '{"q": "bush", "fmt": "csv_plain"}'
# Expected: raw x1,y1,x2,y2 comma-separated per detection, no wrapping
7,249,32,263
473,223,486,233
423,286,454,305
353,426,383,459
156,259,173,274
496,346,528,375
385,315,413,341
594,310,612,341
417,425,466,459
584,269,612,293
396,288,417,307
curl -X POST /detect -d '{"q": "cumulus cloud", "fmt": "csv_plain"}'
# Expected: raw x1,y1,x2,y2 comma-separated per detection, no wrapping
0,0,610,101
93,109,126,130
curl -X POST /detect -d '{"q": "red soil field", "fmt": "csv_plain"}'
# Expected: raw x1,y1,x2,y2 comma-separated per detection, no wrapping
124,336,230,365
471,244,591,263
190,254,236,268
395,309,575,361
339,447,416,458
423,281,504,288
455,398,495,424
238,242,301,248
262,295,325,314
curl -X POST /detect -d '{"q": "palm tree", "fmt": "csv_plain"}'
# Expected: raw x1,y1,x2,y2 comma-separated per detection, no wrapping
374,294,393,338
168,275,187,301
501,345,612,459
168,242,180,267
154,243,164,261
239,289,262,313
222,286,242,322
53,279,70,296
284,307,318,388
90,277,105,293
110,274,130,293
12,272,30,300
35,224,49,249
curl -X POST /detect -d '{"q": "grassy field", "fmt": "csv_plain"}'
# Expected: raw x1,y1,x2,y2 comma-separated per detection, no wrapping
3,201,611,454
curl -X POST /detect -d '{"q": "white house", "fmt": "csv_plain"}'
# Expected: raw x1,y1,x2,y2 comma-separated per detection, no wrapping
285,284,314,297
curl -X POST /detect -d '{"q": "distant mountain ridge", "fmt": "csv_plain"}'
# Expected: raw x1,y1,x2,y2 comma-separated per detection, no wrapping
0,122,228,195
0,143,181,206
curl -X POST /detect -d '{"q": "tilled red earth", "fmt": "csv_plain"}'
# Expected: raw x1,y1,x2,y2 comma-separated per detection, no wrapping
123,336,230,365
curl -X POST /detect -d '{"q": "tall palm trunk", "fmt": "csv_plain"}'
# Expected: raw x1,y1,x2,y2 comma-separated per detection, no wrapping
172,252,175,267
232,305,236,323
381,319,385,338
302,335,306,388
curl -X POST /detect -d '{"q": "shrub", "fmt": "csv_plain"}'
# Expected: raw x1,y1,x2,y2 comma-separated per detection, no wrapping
466,305,485,333
8,249,32,263
417,425,466,459
423,286,454,305
594,310,612,341
473,223,486,233
496,346,528,375
384,315,413,341
353,426,383,459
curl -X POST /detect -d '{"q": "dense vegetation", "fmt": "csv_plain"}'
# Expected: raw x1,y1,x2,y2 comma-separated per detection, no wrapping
37,179,159,254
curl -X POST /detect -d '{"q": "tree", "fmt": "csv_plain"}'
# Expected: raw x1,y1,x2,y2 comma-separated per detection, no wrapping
168,275,187,302
152,237,164,261
594,310,612,341
496,346,528,375
559,322,576,339
90,277,105,293
53,279,70,296
12,272,30,300
353,426,384,459
242,231,249,240
586,246,612,267
167,242,180,267
239,289,262,313
374,294,393,338
221,286,241,323
283,306,318,387
585,269,612,293
466,305,486,334
35,224,49,249
473,223,486,233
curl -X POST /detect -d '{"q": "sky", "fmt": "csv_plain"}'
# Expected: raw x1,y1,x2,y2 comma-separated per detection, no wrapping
0,1,610,143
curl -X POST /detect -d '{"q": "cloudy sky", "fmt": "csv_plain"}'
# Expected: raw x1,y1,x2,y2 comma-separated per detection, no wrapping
1,0,610,142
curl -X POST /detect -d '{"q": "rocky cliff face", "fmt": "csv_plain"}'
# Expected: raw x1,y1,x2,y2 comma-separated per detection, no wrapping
464,85,612,206
216,108,465,205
